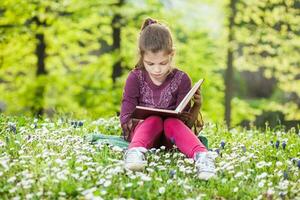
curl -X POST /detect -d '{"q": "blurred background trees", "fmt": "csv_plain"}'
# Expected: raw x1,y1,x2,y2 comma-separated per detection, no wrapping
0,0,299,129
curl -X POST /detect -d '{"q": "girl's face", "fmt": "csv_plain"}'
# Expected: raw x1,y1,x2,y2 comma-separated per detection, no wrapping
143,50,173,82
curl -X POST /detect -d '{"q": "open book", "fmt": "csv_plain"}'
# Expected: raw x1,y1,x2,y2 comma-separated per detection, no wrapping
131,79,204,120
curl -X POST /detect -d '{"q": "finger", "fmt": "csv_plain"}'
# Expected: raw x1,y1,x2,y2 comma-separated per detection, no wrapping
195,88,201,95
180,113,191,119
182,116,190,121
179,116,187,121
128,120,133,130
194,94,201,100
179,115,189,122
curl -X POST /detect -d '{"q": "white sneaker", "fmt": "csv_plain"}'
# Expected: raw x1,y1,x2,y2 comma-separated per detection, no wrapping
194,151,217,180
124,147,147,171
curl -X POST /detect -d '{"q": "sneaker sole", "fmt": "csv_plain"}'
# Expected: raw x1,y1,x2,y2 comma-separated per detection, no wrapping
198,172,216,180
124,162,147,171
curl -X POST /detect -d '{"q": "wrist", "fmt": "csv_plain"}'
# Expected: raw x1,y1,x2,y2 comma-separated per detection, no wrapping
192,103,201,109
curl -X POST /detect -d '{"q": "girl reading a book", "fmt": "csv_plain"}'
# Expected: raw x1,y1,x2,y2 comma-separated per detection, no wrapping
120,18,216,180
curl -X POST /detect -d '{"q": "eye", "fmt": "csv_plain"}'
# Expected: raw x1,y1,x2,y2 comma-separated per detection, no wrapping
160,62,168,65
147,63,154,66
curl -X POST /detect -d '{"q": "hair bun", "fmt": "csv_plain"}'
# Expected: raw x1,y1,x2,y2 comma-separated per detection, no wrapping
147,18,157,25
141,18,158,31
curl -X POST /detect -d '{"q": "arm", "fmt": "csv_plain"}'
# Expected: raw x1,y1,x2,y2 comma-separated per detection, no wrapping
181,89,202,128
120,71,140,139
175,73,192,112
175,74,195,127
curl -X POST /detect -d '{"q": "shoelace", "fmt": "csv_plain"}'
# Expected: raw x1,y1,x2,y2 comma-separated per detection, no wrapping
204,155,215,171
196,153,215,172
124,149,145,162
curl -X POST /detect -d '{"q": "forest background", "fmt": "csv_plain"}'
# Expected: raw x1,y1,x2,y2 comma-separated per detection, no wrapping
1,0,299,128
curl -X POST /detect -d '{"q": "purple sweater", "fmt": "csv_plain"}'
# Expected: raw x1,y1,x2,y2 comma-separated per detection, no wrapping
120,68,192,127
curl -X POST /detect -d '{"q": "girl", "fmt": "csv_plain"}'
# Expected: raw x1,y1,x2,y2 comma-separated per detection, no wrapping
120,18,216,180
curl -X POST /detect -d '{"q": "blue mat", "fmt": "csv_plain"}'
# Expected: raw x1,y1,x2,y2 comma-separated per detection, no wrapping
84,133,209,150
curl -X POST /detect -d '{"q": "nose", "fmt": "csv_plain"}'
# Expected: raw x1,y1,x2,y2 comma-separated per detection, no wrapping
153,65,161,73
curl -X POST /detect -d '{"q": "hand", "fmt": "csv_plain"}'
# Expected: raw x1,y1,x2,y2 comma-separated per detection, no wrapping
122,119,133,140
122,119,140,140
193,89,202,107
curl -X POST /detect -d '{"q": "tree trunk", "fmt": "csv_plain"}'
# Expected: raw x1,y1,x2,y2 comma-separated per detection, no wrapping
225,0,237,128
111,0,124,85
34,32,47,117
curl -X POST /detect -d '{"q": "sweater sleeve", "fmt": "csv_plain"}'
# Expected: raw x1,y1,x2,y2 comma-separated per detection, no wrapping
175,73,192,112
120,71,140,126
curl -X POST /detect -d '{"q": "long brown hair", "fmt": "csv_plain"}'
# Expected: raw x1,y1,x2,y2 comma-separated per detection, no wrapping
135,18,174,69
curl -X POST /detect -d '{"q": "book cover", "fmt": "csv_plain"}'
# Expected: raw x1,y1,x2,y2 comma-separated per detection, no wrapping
131,79,204,120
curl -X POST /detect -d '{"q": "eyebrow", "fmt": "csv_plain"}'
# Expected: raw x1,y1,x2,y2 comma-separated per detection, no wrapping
144,59,169,64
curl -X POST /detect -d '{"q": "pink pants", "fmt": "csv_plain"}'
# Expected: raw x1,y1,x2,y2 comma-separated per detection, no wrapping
128,116,207,158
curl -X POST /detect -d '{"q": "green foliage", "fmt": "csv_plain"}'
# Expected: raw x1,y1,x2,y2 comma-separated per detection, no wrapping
0,0,224,122
232,0,300,122
0,0,299,126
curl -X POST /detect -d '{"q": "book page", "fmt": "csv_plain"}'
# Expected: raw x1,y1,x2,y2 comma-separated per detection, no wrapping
136,106,179,114
175,79,204,113
132,106,179,120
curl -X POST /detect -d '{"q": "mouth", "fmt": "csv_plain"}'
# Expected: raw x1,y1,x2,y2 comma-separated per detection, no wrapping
152,73,163,77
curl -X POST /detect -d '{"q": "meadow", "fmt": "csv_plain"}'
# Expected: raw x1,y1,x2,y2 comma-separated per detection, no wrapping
0,115,299,200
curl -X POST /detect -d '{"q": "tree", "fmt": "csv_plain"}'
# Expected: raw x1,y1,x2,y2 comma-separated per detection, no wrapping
225,0,238,128
232,0,300,123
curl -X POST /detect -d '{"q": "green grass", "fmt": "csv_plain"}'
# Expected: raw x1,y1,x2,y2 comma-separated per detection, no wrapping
0,115,299,200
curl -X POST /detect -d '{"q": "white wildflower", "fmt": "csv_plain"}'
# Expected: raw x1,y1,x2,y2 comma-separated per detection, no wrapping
158,187,165,194
140,175,151,182
125,183,133,188
104,180,112,187
258,180,265,188
112,146,123,152
9,187,17,194
7,176,16,183
12,196,21,200
0,140,6,147
256,161,266,168
25,194,34,200
233,187,239,192
184,158,194,164
82,187,97,196
149,162,157,167
240,156,247,163
59,192,66,196
256,172,268,180
179,165,186,173
268,182,273,187
146,168,154,173
276,161,283,167
276,180,289,190
266,188,275,196
165,159,171,164
234,172,244,178
100,190,107,195
265,162,272,167
157,165,167,171
137,181,144,186
226,165,234,171
155,177,163,182
164,153,170,158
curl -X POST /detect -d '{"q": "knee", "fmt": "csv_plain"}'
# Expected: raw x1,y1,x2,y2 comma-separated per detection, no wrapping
164,118,182,128
145,115,163,127
164,118,183,133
